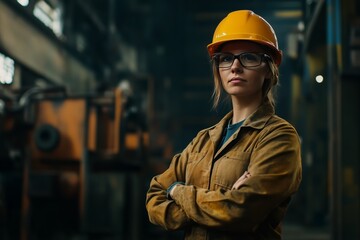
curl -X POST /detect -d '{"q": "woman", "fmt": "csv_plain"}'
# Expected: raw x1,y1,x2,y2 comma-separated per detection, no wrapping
146,10,302,240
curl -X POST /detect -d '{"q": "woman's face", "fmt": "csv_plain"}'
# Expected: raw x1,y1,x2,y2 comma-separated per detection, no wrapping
218,41,271,102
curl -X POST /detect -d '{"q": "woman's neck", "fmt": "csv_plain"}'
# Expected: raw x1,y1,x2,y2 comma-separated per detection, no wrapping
231,96,262,123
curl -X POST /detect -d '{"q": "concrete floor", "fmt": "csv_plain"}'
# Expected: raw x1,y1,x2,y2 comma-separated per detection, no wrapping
283,224,330,240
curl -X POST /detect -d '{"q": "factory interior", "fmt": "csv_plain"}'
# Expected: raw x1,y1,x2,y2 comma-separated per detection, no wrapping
0,0,359,239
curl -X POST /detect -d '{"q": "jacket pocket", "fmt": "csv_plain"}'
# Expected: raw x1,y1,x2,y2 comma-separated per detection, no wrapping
185,152,205,183
213,152,251,190
185,151,207,185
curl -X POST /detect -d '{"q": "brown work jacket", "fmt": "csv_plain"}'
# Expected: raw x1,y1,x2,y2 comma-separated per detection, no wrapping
146,100,302,240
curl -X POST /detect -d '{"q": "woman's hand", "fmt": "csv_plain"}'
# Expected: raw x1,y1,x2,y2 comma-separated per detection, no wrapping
232,171,251,190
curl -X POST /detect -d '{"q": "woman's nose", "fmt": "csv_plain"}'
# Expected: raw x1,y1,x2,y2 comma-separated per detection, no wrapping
231,58,243,72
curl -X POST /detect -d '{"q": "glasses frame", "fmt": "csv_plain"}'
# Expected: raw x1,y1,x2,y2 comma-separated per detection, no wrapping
212,52,272,69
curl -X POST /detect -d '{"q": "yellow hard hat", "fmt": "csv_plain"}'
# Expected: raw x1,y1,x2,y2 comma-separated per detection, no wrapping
207,10,282,66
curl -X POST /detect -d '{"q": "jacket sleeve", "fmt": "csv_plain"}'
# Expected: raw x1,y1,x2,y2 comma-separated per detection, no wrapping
146,150,192,230
170,124,302,232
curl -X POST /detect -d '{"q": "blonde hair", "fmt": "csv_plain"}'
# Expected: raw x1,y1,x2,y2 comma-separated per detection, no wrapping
211,58,279,109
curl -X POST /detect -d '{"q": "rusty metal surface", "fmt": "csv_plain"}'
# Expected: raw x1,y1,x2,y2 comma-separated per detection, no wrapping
29,98,87,162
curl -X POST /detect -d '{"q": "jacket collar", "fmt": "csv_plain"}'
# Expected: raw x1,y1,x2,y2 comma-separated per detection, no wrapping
208,100,275,144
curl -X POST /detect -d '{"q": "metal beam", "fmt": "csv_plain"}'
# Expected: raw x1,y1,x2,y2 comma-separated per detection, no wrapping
0,1,97,94
188,0,302,13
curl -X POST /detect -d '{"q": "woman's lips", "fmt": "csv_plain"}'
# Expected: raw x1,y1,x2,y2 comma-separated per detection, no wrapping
229,77,246,83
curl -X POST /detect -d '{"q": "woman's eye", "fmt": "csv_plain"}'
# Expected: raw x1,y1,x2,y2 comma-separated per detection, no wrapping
220,55,233,62
242,54,258,62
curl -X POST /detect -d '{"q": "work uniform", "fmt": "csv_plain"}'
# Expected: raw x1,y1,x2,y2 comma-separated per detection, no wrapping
146,100,302,240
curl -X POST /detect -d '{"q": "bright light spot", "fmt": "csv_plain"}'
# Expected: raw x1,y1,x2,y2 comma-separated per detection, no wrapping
33,1,63,37
297,21,305,32
315,75,324,83
0,53,15,84
17,0,29,7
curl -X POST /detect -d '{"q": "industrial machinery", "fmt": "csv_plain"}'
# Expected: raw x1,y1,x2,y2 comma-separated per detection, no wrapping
0,84,148,239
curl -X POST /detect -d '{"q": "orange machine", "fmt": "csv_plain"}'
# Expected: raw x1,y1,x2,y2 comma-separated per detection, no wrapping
0,86,148,240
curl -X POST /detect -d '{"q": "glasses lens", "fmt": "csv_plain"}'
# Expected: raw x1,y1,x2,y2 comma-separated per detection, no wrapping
215,53,264,68
240,53,262,67
217,53,234,68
